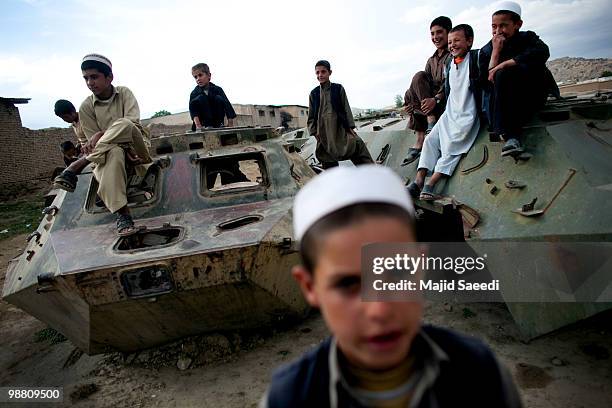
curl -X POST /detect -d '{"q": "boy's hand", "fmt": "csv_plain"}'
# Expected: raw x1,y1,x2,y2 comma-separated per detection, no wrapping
492,34,505,51
347,128,358,139
227,118,234,127
402,104,414,115
82,131,104,155
421,98,436,115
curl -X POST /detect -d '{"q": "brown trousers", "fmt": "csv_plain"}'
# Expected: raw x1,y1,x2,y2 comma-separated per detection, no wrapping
404,71,443,132
87,118,152,213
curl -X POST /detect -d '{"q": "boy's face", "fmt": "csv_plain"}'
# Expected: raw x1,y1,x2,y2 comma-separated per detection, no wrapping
315,66,331,84
63,147,77,158
448,30,473,58
193,69,211,87
492,13,522,39
293,217,422,371
58,112,78,124
430,25,449,51
82,69,113,97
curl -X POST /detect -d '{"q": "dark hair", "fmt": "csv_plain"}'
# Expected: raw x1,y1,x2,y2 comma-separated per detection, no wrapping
430,16,452,32
299,202,415,273
81,60,112,77
192,63,210,74
54,99,76,116
315,60,331,71
60,140,76,153
493,10,521,23
450,24,474,41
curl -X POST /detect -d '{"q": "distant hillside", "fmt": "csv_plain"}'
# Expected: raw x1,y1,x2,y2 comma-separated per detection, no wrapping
547,57,612,84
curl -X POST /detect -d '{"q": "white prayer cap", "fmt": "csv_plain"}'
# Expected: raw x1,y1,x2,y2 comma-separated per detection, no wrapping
82,53,112,71
494,1,521,17
293,165,415,241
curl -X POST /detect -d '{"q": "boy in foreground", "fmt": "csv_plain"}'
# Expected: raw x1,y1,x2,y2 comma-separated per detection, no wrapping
261,165,522,407
407,24,482,201
53,54,152,236
479,1,550,156
307,60,373,169
189,63,236,130
402,16,452,165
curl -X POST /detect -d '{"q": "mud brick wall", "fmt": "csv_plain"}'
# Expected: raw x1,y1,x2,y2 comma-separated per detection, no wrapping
0,102,73,186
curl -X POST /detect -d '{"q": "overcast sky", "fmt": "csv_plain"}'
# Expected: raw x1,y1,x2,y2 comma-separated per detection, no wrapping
1,0,611,129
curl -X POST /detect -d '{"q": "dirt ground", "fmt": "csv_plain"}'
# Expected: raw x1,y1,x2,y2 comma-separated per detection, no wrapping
1,232,611,407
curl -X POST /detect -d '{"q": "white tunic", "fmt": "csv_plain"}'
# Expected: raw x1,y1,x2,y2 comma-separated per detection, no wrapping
417,52,480,176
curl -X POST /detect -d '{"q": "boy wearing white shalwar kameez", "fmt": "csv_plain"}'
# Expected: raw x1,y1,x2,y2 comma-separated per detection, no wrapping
407,24,482,201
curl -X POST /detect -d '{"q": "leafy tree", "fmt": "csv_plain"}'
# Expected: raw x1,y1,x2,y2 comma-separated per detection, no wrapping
151,110,171,118
602,70,612,78
394,94,403,108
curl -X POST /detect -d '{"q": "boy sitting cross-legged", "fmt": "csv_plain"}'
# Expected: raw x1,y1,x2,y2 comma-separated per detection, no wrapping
260,165,522,407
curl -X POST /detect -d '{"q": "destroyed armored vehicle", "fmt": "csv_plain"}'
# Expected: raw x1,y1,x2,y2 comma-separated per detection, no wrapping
299,93,612,340
2,126,313,354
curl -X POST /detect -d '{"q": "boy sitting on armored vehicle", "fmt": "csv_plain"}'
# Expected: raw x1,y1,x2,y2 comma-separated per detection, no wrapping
54,99,87,150
402,16,453,165
189,63,237,131
261,165,522,407
53,53,152,236
407,24,482,201
479,1,551,157
307,59,374,169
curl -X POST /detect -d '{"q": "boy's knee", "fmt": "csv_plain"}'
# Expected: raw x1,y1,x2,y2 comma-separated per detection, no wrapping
111,118,136,132
189,94,207,108
411,71,429,87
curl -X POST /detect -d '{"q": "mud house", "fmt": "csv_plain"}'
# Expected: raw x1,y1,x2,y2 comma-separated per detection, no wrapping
0,97,72,187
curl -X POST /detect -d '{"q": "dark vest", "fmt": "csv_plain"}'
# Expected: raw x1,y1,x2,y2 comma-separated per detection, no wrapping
267,325,514,408
310,83,351,131
443,49,483,117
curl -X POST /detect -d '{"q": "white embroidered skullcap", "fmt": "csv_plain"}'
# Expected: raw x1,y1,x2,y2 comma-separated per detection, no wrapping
494,1,521,17
293,165,415,241
82,53,112,70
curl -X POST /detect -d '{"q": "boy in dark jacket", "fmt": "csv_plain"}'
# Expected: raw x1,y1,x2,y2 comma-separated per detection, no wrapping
479,1,550,156
189,63,236,130
260,165,522,407
307,60,373,169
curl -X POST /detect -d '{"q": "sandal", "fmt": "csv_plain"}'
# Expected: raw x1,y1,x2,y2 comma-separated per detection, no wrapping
53,170,78,192
116,213,137,237
419,184,437,201
501,138,524,157
401,148,422,166
407,182,421,199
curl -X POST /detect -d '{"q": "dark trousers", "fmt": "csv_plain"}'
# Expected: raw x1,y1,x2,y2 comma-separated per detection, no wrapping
488,65,546,141
319,137,374,169
404,71,442,132
189,94,231,130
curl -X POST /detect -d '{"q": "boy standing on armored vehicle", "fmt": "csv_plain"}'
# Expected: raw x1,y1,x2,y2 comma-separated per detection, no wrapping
402,16,453,165
189,63,237,130
307,60,374,169
53,53,152,236
479,1,550,156
261,165,522,407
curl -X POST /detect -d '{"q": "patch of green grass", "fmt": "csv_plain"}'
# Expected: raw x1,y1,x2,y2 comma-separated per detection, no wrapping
34,327,67,344
0,194,45,240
